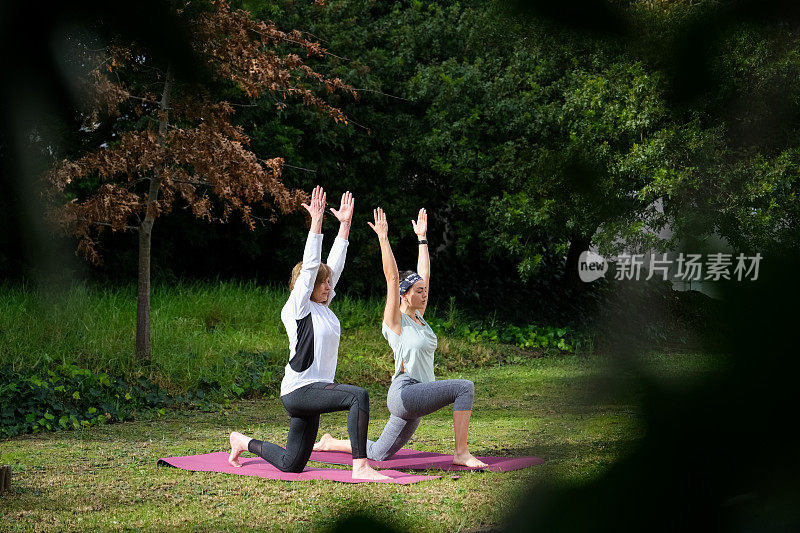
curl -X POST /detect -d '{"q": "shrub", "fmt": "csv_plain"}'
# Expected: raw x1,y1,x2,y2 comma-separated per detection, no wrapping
0,354,282,438
425,316,589,354
0,362,171,437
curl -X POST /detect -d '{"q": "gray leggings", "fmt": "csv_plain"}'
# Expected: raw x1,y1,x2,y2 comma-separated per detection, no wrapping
366,373,475,461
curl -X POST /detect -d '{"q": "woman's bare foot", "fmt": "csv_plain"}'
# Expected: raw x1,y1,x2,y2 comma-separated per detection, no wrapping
228,431,252,467
453,452,488,469
313,433,334,452
352,458,391,481
313,433,352,453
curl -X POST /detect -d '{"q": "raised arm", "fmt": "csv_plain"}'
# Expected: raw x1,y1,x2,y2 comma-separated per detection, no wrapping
287,186,326,316
412,208,430,316
330,190,354,242
305,185,325,236
368,207,402,336
325,191,354,298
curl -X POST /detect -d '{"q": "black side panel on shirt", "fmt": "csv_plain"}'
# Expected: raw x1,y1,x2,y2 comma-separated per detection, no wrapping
290,313,314,372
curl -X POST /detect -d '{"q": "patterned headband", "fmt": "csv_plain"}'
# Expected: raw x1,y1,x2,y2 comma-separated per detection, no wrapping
399,272,423,296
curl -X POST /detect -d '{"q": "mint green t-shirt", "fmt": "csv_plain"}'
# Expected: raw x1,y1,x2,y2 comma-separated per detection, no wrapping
382,311,438,383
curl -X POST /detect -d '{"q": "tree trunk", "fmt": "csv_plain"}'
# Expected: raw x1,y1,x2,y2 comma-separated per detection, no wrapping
135,64,174,360
136,224,153,359
562,234,593,291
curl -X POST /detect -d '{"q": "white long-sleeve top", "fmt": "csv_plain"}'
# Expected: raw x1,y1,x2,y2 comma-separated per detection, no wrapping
279,231,348,396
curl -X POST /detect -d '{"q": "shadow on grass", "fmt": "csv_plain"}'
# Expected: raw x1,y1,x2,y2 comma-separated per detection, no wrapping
480,436,641,463
315,502,405,533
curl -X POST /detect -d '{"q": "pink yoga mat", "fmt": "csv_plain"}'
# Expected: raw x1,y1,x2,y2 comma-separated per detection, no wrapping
308,448,544,472
157,452,442,484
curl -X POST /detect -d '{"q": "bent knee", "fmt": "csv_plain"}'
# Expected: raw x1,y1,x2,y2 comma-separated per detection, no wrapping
367,444,393,462
282,462,306,474
369,450,393,462
454,380,475,411
354,387,369,407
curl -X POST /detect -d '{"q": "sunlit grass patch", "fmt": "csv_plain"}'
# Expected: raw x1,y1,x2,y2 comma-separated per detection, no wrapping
0,355,721,531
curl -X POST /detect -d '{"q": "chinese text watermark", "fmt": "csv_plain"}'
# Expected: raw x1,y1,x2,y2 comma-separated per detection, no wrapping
578,251,762,283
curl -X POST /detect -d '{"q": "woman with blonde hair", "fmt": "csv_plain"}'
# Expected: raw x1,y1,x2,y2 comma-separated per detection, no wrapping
315,207,487,468
228,186,387,480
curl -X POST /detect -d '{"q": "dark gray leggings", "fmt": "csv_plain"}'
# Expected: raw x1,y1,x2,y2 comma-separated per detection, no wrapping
366,373,474,461
248,381,369,472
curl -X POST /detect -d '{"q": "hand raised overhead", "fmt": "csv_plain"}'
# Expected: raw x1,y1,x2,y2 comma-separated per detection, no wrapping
330,190,354,225
367,207,389,239
301,185,326,233
411,207,427,238
301,185,326,221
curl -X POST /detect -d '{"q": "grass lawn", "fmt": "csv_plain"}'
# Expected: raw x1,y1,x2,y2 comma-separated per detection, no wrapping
0,282,528,394
0,354,718,532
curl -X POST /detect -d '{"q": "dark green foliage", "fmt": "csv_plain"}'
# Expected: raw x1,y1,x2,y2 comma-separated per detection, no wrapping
0,351,283,438
4,0,799,325
508,254,800,533
195,350,285,398
0,362,172,437
426,315,587,354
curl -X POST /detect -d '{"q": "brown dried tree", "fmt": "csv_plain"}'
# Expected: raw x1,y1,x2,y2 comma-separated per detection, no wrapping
46,0,353,359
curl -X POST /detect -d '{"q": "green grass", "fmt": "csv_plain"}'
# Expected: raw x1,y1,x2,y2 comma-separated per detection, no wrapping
0,354,721,531
0,282,722,529
0,282,286,388
0,281,517,393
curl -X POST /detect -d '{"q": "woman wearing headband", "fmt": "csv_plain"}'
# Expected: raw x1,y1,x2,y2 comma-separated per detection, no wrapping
228,186,388,480
315,207,487,468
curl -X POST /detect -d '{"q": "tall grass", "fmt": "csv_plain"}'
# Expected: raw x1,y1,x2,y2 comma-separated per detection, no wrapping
1,282,135,370
2,282,280,387
0,280,529,397
0,281,451,393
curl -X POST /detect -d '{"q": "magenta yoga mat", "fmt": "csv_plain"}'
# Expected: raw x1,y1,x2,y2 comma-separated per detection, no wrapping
157,452,442,484
308,448,544,472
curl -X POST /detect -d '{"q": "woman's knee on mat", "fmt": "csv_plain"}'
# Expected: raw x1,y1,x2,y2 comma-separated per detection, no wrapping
369,449,393,462
367,435,405,462
282,461,307,474
367,441,392,462
280,449,311,473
